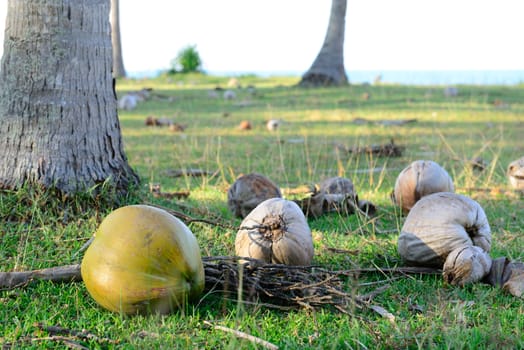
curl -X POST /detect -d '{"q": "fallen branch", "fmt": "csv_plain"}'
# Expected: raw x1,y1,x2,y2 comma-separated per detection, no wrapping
352,117,417,127
149,184,190,200
456,187,522,198
0,257,441,314
2,323,119,349
335,139,405,157
35,322,119,345
164,168,217,178
0,264,82,291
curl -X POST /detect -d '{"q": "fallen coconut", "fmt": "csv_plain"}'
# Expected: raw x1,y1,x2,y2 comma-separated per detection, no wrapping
81,205,205,315
235,198,314,265
398,192,492,286
507,156,524,190
392,160,454,214
227,173,282,218
319,176,376,215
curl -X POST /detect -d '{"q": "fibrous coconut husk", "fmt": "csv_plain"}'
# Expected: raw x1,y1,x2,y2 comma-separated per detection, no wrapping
507,156,524,190
227,173,282,218
392,160,454,214
294,177,377,218
443,246,492,287
483,257,524,298
235,198,313,266
398,192,492,285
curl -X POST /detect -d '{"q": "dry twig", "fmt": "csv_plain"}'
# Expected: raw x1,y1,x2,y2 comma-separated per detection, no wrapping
203,321,279,350
164,168,217,178
35,323,119,345
335,139,405,157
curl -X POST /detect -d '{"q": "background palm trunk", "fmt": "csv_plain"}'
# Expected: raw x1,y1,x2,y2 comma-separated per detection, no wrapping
111,0,126,78
299,0,349,86
0,0,138,195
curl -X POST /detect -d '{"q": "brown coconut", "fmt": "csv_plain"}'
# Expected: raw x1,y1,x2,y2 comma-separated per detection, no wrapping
398,192,492,286
227,173,282,218
235,198,314,266
392,160,454,214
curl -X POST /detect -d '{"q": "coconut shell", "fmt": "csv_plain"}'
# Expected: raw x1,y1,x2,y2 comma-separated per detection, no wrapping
319,177,360,215
235,198,314,265
398,192,491,270
507,156,524,190
319,176,356,197
484,257,524,298
392,160,454,214
443,246,492,286
227,173,282,218
503,268,524,298
294,191,328,219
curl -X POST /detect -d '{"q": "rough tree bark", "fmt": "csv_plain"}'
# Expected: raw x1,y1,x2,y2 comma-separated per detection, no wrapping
299,0,349,87
0,0,139,195
110,0,126,78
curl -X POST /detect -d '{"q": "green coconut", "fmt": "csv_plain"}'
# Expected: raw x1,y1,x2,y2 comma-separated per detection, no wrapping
81,205,205,315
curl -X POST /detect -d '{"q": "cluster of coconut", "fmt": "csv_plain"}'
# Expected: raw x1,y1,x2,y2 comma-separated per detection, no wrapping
80,158,524,317
392,160,524,297
227,173,379,267
227,173,376,220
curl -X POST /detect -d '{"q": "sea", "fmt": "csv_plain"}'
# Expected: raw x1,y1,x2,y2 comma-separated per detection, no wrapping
129,69,524,86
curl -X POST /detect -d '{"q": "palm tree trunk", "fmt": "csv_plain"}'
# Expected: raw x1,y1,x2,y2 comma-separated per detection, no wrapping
0,0,139,195
111,0,126,78
299,0,349,86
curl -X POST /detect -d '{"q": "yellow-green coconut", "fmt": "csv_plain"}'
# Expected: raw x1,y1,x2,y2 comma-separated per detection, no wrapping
81,205,205,315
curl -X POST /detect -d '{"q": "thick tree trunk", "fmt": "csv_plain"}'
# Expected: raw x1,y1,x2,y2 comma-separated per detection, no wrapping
0,0,139,195
299,0,349,87
110,0,126,78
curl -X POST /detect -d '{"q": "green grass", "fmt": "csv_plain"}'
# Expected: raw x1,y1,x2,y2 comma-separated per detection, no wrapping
1,73,524,349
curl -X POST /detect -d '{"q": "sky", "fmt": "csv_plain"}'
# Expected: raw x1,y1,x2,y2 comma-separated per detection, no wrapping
0,0,523,76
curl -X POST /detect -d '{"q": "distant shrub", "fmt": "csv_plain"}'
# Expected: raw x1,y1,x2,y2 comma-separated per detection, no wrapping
169,45,202,74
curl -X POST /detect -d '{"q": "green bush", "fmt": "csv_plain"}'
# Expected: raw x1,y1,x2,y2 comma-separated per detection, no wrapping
169,45,202,74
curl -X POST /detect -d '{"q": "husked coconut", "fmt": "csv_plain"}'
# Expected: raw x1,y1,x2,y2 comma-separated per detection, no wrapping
266,119,281,131
392,160,454,214
227,173,282,218
235,198,314,265
223,89,236,100
398,192,492,286
507,156,524,190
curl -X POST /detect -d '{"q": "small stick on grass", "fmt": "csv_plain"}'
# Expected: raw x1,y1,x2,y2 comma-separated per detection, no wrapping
203,321,279,350
35,322,119,344
164,168,217,178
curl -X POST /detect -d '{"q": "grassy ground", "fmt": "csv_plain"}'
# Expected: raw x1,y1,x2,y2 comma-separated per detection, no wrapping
1,73,523,349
